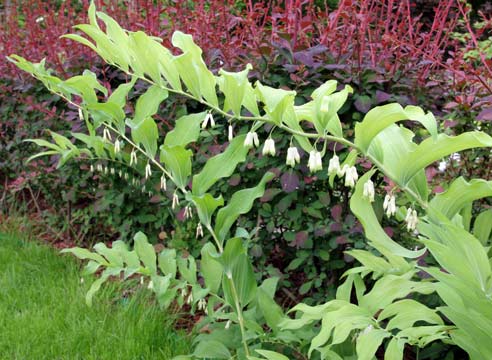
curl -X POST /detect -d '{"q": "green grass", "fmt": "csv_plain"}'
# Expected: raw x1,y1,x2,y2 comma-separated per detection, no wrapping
0,230,190,360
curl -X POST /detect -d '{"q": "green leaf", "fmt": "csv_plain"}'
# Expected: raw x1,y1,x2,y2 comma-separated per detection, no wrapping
192,134,249,195
360,275,434,315
397,132,492,186
218,65,253,116
127,31,163,84
430,177,492,220
172,31,218,106
177,256,197,284
108,76,137,108
221,237,257,308
356,328,389,360
61,247,108,265
160,145,192,190
87,101,125,130
255,82,296,125
164,112,207,147
189,193,224,227
350,169,425,258
419,214,492,292
85,267,121,306
130,117,159,157
366,125,429,202
200,243,223,293
378,299,443,330
193,340,231,359
258,286,284,333
355,103,437,152
158,249,177,278
94,243,123,267
384,338,404,360
255,349,289,360
473,209,492,245
133,232,157,275
132,85,168,125
214,172,274,243
312,84,352,137
344,250,392,274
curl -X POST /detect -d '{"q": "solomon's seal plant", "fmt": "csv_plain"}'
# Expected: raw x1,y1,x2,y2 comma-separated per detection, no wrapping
9,3,492,359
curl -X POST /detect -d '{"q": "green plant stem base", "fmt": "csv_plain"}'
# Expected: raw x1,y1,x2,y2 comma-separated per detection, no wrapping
0,229,190,360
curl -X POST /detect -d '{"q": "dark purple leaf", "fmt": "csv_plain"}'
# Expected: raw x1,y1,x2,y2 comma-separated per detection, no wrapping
330,222,343,232
291,231,309,248
354,95,373,113
260,188,282,202
229,174,241,186
375,90,391,104
477,107,492,122
336,236,348,245
331,204,343,222
281,171,299,193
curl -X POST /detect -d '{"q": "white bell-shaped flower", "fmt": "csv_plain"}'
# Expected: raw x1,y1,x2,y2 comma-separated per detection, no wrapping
308,150,323,172
244,131,259,148
286,146,301,167
262,138,276,156
327,154,341,176
363,179,375,202
344,166,358,188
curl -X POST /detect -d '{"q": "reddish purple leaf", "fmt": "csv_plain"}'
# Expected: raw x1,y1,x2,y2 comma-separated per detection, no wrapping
281,171,299,193
331,204,343,222
477,107,492,121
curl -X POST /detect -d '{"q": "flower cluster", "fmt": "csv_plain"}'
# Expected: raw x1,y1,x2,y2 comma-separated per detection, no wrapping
405,208,419,231
383,193,397,217
308,150,323,172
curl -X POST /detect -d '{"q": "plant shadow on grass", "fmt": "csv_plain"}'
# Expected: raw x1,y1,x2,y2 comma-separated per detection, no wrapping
0,227,191,360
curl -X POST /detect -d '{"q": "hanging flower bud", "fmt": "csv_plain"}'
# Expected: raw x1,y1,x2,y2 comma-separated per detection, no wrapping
198,298,207,311
196,223,204,238
327,154,341,177
405,208,419,231
225,320,231,330
97,164,103,172
383,193,397,217
184,206,193,219
102,127,112,142
130,149,137,166
344,166,358,188
201,112,215,129
114,139,121,154
308,150,323,172
180,287,188,298
110,167,115,175
339,164,349,177
147,280,154,290
244,131,259,148
118,170,123,178
186,292,193,305
160,174,167,191
172,191,179,210
124,172,129,180
78,108,83,121
286,146,301,167
145,162,152,180
90,164,94,172
228,125,234,141
104,166,108,175
262,138,276,156
363,179,375,202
